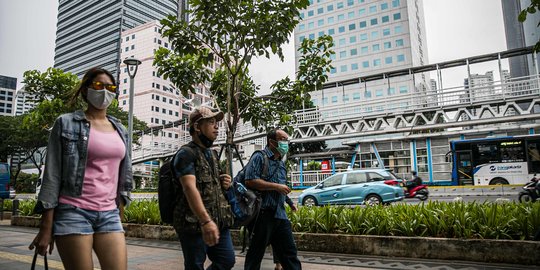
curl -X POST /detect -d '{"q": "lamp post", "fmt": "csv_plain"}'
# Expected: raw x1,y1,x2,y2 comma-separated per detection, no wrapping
123,57,142,156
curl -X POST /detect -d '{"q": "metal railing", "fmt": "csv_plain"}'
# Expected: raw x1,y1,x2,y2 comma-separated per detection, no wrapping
289,169,349,187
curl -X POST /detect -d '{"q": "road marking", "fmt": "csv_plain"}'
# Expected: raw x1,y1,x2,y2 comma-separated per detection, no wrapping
0,250,100,270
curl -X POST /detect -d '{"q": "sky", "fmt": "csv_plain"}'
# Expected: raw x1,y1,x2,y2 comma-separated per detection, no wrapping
0,0,507,92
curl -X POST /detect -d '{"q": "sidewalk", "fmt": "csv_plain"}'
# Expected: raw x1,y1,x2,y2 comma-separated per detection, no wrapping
1,220,536,270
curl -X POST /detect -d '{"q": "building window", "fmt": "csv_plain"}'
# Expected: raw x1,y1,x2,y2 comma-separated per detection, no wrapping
299,36,305,42
373,59,381,66
318,31,325,37
308,10,314,16
369,6,377,13
353,92,361,100
339,51,347,58
388,87,396,95
328,17,334,24
131,45,135,50
327,4,334,11
318,19,324,26
337,2,344,9
365,91,372,98
123,89,127,94
132,34,135,39
362,61,369,68
372,31,379,39
312,99,318,105
332,96,338,103
372,44,380,51
125,47,128,52
348,11,355,19
318,7,324,14
340,65,347,72
360,33,368,40
384,41,391,49
338,26,345,33
359,21,367,28
299,24,305,30
361,46,368,54
370,18,378,26
349,23,356,30
347,0,354,6
381,3,388,10
397,54,405,62
124,78,127,83
383,28,390,36
376,89,383,97
349,36,357,43
396,39,404,46
338,14,345,21
350,48,358,55
330,68,337,74
322,97,328,104
328,28,335,35
300,12,305,19
395,25,402,34
308,22,314,29
392,0,400,8
382,15,389,23
330,53,336,60
385,56,393,64
359,8,365,15
393,13,401,20
351,63,359,70
339,38,346,46
399,86,408,93
126,36,129,41
309,33,315,39
122,100,126,105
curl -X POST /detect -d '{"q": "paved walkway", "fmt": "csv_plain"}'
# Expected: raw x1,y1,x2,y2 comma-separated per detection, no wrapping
1,220,537,270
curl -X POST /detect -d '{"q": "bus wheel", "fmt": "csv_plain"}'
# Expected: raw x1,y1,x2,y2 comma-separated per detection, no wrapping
489,178,509,185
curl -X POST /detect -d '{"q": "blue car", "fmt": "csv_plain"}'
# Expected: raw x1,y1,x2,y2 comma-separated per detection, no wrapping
298,169,405,206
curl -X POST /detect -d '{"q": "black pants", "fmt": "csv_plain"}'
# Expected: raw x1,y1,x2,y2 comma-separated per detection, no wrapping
244,211,301,270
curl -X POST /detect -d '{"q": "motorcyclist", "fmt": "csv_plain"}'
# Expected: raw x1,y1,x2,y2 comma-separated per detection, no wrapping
406,171,423,193
531,174,540,201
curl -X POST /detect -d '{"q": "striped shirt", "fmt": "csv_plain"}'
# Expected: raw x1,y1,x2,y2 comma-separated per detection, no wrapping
244,147,288,220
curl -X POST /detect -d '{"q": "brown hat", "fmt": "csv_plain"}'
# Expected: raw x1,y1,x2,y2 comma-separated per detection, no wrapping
189,106,224,127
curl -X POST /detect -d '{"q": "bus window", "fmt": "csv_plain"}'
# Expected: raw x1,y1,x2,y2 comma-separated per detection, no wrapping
499,141,524,163
527,141,540,173
473,143,499,165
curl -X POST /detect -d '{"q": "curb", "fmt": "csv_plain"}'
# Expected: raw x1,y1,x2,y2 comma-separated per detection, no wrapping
9,216,540,265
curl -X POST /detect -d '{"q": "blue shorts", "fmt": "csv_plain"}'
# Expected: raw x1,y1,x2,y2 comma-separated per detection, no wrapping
53,204,124,236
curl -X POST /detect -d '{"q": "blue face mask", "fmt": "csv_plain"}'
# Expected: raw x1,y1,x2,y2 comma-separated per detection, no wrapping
276,141,289,156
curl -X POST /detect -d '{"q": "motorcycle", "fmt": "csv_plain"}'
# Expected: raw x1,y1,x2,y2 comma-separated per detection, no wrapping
404,183,429,201
518,176,539,203
383,179,429,201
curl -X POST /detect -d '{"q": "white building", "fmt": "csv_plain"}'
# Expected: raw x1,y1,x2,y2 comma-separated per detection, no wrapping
14,87,37,116
295,0,429,108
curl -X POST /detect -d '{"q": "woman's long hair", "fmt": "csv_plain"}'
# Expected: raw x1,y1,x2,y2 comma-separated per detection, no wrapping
69,67,116,107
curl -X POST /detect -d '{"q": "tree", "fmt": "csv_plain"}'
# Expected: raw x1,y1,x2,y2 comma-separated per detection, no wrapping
519,0,540,52
154,0,333,173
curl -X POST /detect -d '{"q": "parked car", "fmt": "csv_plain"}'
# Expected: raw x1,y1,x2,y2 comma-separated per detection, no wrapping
298,169,405,206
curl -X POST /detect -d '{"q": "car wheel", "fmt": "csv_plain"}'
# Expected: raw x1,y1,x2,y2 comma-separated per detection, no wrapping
364,194,382,206
489,177,509,185
302,196,318,207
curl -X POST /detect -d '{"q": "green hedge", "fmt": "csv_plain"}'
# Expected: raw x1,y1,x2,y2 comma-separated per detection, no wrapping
10,199,540,240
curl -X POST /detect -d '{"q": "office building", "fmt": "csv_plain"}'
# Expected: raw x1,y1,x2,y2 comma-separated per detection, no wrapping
14,87,37,116
295,0,429,107
501,0,540,78
54,0,179,79
0,75,16,116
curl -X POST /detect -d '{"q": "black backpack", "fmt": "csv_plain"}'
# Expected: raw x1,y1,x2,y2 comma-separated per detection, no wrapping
158,146,196,225
227,150,269,228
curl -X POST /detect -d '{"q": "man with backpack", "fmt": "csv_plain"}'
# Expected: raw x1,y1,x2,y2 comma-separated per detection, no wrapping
244,129,302,270
171,106,235,270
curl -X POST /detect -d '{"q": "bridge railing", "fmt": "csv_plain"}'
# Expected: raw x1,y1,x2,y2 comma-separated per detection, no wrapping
294,74,540,126
289,169,349,187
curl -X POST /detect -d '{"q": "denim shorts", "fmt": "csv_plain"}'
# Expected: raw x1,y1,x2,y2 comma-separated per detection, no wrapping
53,204,124,236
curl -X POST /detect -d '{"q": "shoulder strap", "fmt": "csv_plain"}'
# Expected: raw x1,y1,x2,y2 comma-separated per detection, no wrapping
251,150,269,180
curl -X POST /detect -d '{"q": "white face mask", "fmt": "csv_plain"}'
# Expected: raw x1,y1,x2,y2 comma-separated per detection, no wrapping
86,88,116,109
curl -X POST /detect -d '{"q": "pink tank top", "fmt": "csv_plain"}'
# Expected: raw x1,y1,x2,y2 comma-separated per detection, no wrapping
59,127,126,211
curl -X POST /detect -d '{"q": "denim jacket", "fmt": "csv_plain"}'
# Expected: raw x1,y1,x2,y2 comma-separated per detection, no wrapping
35,110,133,213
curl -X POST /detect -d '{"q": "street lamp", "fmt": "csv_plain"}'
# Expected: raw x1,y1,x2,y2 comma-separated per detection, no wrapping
123,57,142,156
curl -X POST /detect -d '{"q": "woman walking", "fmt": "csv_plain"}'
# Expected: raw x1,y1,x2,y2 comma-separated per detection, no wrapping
29,67,132,270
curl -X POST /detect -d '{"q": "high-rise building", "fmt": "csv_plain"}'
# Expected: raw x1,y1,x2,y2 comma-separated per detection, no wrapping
501,0,540,78
54,0,179,79
14,87,37,116
295,0,429,107
0,75,16,116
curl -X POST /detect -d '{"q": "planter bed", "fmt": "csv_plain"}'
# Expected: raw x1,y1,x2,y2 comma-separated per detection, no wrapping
10,216,540,265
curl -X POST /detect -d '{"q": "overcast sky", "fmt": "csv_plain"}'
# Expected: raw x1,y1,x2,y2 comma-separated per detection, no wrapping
0,0,507,92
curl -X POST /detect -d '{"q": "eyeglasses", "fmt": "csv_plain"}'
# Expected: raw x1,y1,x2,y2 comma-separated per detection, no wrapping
91,81,117,92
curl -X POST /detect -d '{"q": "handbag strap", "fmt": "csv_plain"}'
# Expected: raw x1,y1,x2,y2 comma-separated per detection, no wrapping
31,251,48,270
